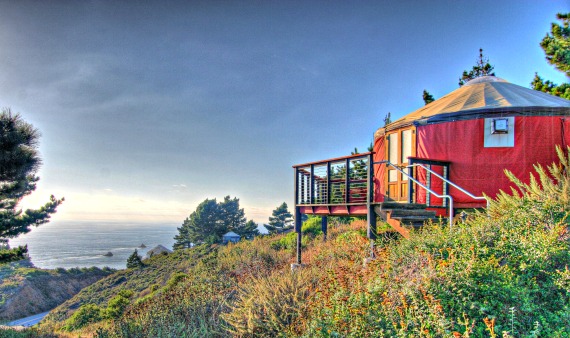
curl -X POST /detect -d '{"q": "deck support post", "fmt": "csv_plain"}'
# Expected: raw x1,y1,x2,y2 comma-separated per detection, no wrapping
321,216,328,242
295,206,302,265
366,153,376,259
367,204,377,258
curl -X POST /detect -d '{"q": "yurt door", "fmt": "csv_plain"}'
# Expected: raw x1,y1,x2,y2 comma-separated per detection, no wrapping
386,128,415,201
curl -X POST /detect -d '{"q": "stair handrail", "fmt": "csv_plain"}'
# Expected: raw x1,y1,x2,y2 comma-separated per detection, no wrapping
407,164,490,209
378,161,454,229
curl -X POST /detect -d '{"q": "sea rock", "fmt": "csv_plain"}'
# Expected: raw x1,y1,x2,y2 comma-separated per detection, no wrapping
103,252,113,257
139,244,146,248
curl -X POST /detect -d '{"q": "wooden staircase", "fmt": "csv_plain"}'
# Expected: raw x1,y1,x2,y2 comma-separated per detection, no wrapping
374,202,443,238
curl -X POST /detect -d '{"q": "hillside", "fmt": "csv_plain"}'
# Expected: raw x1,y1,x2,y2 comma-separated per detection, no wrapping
4,150,570,337
43,245,219,325
0,261,112,322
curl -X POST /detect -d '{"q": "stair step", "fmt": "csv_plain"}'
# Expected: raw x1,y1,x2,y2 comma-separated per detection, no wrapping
390,209,437,218
379,202,427,210
393,216,444,226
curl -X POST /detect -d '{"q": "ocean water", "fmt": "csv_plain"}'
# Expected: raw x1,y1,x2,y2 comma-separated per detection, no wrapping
9,221,179,270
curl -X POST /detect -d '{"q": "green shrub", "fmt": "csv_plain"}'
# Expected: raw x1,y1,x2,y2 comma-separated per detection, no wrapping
150,283,160,292
166,272,187,289
63,303,105,331
300,216,323,237
270,218,323,251
102,289,134,319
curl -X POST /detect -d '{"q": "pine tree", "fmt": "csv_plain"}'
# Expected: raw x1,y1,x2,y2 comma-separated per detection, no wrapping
458,48,495,86
383,112,392,126
540,13,570,77
266,202,292,234
173,223,192,249
0,109,63,263
174,198,222,248
174,196,256,248
126,249,143,268
532,13,570,100
218,196,246,233
422,90,435,105
530,73,570,99
235,219,259,239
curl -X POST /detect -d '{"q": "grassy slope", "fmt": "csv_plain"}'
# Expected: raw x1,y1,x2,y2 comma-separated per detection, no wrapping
43,201,569,337
19,207,570,337
43,246,216,325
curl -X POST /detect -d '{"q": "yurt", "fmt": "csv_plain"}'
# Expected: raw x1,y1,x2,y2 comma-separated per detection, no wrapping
373,76,570,213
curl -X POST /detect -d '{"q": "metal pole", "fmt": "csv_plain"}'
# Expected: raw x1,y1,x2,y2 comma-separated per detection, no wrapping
345,158,350,203
294,167,298,207
295,206,302,264
326,161,331,204
310,164,314,205
367,154,376,258
368,204,377,258
321,216,328,242
408,159,414,204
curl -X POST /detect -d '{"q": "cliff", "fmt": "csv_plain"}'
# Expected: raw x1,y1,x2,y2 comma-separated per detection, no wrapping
0,260,113,322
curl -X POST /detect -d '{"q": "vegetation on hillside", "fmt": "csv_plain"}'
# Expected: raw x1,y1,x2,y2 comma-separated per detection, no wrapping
0,260,113,322
5,147,566,337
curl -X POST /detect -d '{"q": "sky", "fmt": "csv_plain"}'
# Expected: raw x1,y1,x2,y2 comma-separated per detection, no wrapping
0,1,568,225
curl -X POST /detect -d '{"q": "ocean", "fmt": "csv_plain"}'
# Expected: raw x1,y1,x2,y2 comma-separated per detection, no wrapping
9,221,179,270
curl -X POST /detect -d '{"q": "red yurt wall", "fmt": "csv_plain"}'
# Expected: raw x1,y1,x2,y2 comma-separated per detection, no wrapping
373,135,386,203
416,116,570,207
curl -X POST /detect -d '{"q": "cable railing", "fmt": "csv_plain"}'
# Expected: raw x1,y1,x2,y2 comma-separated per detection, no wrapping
379,161,454,229
407,163,490,209
294,153,372,206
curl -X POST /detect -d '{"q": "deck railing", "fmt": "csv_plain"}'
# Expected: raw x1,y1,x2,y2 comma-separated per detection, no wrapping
407,157,450,207
293,152,373,206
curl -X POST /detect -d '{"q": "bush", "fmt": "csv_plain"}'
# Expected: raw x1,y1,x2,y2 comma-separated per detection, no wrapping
166,272,187,289
0,245,28,263
106,296,131,319
63,304,105,331
270,217,323,251
224,267,319,336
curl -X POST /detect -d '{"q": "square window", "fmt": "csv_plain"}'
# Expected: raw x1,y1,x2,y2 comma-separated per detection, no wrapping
492,118,509,134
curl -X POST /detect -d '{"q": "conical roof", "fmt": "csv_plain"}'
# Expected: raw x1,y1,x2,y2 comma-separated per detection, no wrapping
377,76,570,136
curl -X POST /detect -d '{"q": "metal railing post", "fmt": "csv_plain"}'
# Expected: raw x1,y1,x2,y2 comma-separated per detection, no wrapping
295,206,302,264
345,158,350,203
310,164,314,205
326,161,331,204
407,159,414,204
366,154,376,257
